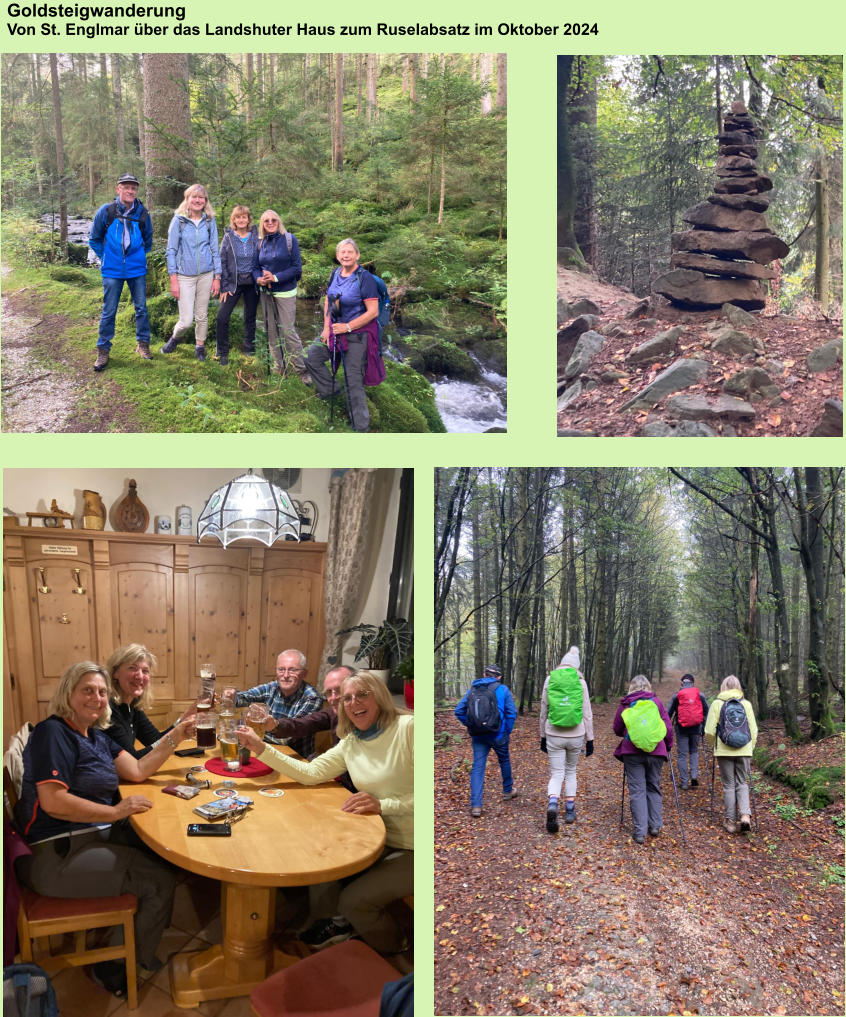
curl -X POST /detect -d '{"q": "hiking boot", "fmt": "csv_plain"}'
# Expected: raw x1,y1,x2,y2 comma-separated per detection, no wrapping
502,789,519,801
93,350,109,372
632,833,645,845
160,336,179,354
681,782,690,790
136,342,152,360
301,373,313,386
91,960,128,998
218,355,228,366
195,344,206,361
648,826,662,837
724,818,738,834
546,803,559,834
470,806,482,818
691,777,699,787
739,814,751,832
299,916,354,950
564,802,576,824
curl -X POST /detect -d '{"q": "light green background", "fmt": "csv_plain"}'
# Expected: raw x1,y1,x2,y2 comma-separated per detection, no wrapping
2,4,845,1014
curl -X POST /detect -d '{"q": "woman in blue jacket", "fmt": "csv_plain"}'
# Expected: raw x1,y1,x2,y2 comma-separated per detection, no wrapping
160,184,221,362
253,209,309,383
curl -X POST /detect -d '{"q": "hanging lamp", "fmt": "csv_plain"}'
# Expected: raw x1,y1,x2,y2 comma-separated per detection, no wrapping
197,471,300,548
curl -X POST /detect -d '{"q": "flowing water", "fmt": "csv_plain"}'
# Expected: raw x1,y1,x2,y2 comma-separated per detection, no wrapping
432,358,508,433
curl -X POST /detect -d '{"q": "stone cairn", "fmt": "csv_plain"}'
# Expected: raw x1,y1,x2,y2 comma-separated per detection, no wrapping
653,101,789,311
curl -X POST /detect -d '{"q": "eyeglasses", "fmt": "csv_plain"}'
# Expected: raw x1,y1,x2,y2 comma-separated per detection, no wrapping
342,691,372,705
262,218,279,224
277,668,304,676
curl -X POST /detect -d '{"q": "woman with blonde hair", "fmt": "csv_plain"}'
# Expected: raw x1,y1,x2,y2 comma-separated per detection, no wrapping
704,675,758,833
104,644,195,759
160,183,221,361
252,209,309,382
14,661,189,996
235,670,413,957
215,204,259,363
612,674,674,844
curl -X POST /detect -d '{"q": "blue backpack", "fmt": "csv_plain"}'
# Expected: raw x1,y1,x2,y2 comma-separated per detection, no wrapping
3,965,58,1017
330,266,391,350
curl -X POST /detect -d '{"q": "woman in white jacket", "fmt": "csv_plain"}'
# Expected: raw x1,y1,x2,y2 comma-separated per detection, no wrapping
539,646,594,832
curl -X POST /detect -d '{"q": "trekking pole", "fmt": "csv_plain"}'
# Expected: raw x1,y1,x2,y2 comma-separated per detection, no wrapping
668,758,687,847
619,768,626,828
709,751,716,817
329,339,338,429
747,759,759,832
338,344,354,426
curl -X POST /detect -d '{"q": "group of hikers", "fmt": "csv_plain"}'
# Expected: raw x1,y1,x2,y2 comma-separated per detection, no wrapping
88,172,387,431
455,651,759,843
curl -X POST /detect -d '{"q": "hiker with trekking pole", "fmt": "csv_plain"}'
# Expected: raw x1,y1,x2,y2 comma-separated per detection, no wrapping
539,646,594,833
613,675,675,845
704,675,758,834
666,673,709,789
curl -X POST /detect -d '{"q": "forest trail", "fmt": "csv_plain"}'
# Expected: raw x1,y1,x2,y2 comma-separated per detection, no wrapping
434,669,845,1016
556,267,842,437
1,265,143,433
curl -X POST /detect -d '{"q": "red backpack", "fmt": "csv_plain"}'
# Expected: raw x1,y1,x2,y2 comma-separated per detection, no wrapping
677,686,703,727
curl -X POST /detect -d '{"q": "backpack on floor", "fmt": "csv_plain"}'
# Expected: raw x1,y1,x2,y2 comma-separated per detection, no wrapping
717,698,751,749
465,682,502,736
677,686,703,727
622,698,667,753
3,965,58,1017
547,667,583,727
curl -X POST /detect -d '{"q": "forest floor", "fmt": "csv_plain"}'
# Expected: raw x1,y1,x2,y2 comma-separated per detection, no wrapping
434,669,845,1016
1,264,143,432
556,267,842,437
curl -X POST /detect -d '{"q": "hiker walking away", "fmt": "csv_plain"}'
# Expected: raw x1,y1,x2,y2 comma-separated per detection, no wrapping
613,675,674,844
539,646,594,832
666,672,708,789
250,209,310,383
704,675,758,833
215,204,259,365
454,665,518,819
306,238,383,432
88,172,153,372
160,184,221,362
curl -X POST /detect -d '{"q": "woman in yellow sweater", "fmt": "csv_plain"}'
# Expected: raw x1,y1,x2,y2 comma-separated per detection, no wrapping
236,669,413,956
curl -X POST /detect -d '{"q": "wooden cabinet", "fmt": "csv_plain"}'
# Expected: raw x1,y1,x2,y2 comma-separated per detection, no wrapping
3,524,326,740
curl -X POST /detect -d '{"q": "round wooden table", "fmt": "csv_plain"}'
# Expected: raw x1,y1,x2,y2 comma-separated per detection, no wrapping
119,748,385,1007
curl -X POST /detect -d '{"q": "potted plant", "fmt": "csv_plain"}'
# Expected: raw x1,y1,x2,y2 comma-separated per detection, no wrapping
337,618,412,691
395,656,414,709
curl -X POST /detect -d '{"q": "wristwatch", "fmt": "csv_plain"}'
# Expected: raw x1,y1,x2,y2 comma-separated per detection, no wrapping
347,324,351,333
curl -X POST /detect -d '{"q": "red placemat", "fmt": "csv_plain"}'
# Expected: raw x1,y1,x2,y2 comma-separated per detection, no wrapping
204,756,274,778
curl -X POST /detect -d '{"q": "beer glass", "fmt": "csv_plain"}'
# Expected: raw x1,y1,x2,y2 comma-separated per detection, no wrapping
196,710,217,749
199,663,216,702
245,703,269,739
218,716,241,771
219,686,237,717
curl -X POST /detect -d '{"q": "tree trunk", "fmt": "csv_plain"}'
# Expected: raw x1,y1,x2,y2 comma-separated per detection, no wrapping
333,53,344,172
479,53,492,115
133,55,145,163
557,56,582,259
111,54,124,158
814,152,830,314
437,137,446,225
48,53,67,257
366,54,378,123
472,498,484,679
142,53,193,232
496,54,507,111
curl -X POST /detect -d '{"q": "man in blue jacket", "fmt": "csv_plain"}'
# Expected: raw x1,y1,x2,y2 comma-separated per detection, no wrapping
88,172,153,372
455,664,519,818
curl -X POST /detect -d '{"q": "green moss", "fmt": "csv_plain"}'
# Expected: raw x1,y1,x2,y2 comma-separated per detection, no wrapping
49,266,94,286
754,747,844,810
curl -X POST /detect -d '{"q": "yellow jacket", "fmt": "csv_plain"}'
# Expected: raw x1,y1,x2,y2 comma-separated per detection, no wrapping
704,689,758,756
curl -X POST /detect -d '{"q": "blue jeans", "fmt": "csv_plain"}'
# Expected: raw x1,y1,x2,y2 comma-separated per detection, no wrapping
470,736,513,807
98,274,149,350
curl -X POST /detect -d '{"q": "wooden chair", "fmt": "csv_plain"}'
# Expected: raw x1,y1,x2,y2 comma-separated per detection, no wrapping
3,764,140,1009
249,939,401,1017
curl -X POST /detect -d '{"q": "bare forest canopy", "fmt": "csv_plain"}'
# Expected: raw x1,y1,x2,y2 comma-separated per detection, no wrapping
557,55,843,316
435,467,845,742
1,52,507,307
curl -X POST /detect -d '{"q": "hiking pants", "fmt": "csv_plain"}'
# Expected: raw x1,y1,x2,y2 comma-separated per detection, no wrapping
470,735,513,807
623,755,664,838
676,728,701,784
718,756,751,821
339,847,413,954
260,291,306,376
546,733,583,799
171,271,214,346
18,827,177,970
97,274,149,350
306,337,370,432
215,283,258,355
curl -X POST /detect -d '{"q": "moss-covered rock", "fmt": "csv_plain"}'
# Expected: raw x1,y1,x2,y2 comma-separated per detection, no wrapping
373,361,446,432
469,338,507,375
49,266,94,285
754,746,844,809
405,338,479,381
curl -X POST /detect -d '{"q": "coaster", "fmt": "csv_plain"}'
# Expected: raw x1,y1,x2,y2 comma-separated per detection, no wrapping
214,788,236,798
258,788,285,798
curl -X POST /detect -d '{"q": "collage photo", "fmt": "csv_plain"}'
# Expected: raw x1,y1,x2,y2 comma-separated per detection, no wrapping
0,13,844,1017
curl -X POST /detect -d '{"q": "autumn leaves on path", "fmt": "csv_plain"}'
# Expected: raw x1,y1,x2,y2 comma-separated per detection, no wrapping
434,675,844,1016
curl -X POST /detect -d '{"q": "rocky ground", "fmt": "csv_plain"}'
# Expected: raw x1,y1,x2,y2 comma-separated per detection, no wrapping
556,267,842,438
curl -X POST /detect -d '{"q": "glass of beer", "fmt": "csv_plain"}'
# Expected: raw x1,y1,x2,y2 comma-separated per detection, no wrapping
218,716,241,771
196,709,217,749
245,703,269,739
199,663,216,702
219,686,237,717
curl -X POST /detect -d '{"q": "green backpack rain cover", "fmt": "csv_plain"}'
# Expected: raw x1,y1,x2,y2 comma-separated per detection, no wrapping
622,698,667,752
547,667,583,727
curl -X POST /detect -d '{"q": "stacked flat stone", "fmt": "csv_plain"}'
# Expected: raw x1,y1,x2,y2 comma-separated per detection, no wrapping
653,101,789,310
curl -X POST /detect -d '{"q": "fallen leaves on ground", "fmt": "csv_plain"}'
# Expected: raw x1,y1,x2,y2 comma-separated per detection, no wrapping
434,669,845,1016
